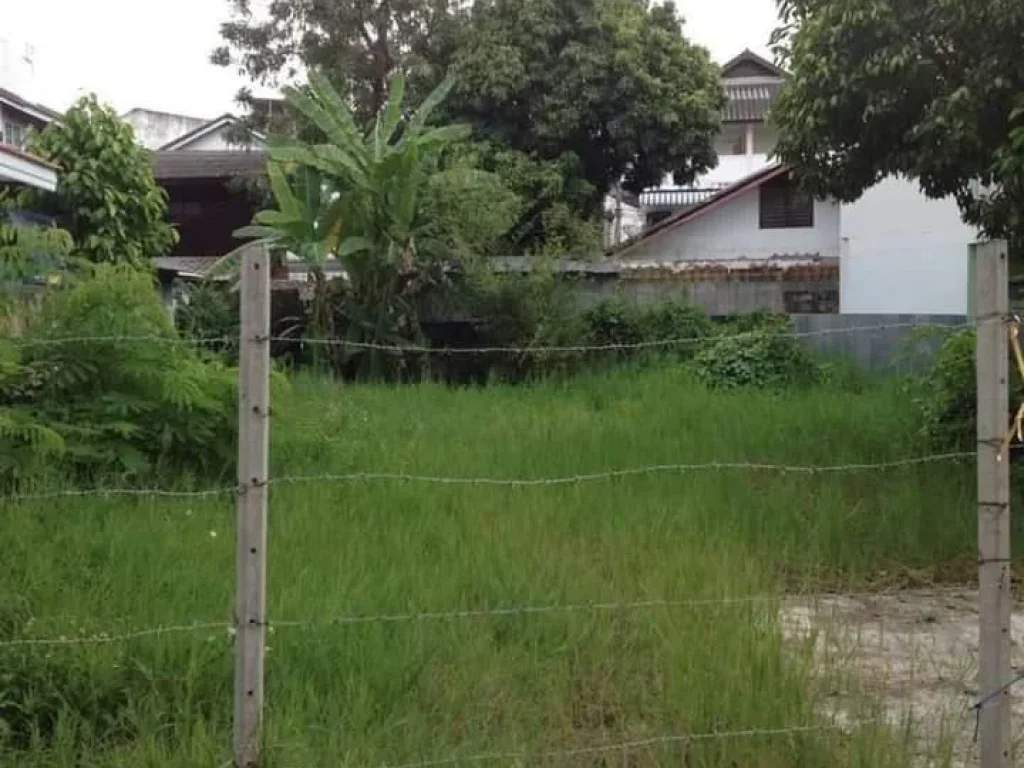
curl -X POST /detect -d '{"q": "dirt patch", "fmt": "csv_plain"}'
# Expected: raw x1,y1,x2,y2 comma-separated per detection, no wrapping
781,589,1024,765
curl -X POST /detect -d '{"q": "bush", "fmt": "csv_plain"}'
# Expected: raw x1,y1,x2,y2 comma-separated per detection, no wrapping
173,279,240,359
694,329,821,390
463,265,585,381
583,296,714,363
916,329,977,449
0,266,237,488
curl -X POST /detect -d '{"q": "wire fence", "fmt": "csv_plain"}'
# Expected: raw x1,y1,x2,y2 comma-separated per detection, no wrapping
0,310,1006,766
2,451,979,503
3,319,972,354
0,585,1001,650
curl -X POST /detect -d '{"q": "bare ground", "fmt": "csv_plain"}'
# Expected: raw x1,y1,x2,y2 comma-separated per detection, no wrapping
781,589,1024,766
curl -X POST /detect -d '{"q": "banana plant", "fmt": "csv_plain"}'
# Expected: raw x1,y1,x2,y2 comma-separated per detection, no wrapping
234,68,477,378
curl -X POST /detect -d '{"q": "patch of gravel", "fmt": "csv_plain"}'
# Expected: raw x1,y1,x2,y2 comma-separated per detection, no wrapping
781,589,1024,766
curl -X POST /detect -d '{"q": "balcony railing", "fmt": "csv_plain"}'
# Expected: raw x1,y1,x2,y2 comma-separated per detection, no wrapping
640,187,722,210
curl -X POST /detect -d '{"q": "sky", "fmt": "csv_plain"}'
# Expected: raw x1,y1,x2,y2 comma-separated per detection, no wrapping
2,0,781,119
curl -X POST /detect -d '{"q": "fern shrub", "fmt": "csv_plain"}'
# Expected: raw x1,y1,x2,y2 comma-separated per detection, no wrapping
1,266,237,488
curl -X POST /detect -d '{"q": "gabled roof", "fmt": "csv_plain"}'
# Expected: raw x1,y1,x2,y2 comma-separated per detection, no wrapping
0,87,60,124
720,49,788,80
150,149,267,180
611,163,794,258
158,114,266,151
719,49,787,123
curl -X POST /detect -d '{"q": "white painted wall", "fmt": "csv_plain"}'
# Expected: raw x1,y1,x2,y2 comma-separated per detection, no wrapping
621,185,841,262
840,178,977,315
122,108,210,150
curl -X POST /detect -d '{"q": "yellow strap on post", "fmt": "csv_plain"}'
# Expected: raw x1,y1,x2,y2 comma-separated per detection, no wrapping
1001,317,1024,460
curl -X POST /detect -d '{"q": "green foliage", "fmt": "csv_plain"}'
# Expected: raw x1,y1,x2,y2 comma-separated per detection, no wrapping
582,296,714,362
0,215,73,291
915,330,978,450
213,0,459,124
694,329,821,390
460,285,715,381
215,0,723,252
462,262,585,381
0,267,237,487
173,280,240,358
454,141,601,254
450,0,724,208
418,154,521,262
0,214,74,336
21,95,177,268
771,0,1024,241
236,70,507,378
0,367,977,765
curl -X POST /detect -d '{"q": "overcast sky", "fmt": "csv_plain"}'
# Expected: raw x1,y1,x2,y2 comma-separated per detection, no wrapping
2,0,781,118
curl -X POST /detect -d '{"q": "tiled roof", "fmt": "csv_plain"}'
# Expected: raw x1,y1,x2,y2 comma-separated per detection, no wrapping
618,257,838,283
150,150,267,180
722,81,785,123
484,255,836,282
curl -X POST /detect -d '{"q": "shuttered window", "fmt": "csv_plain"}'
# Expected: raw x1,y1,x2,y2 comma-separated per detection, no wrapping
759,177,814,229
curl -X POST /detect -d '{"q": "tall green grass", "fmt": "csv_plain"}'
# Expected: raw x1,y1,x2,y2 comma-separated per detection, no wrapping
1,366,979,766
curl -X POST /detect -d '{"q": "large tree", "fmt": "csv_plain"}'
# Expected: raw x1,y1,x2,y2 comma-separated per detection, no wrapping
213,0,724,250
770,0,1024,241
212,0,459,123
448,0,723,203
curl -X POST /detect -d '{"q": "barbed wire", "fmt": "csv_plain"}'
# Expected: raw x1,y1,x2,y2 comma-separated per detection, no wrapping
271,586,990,629
267,454,975,489
2,451,976,503
3,334,236,348
366,722,872,768
0,621,227,648
4,486,237,502
270,321,970,355
2,320,970,354
0,584,992,650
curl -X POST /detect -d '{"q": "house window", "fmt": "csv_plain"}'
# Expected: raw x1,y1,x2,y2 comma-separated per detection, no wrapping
2,120,27,149
759,177,814,229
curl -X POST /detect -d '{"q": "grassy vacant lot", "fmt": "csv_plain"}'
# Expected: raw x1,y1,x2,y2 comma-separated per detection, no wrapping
1,365,982,766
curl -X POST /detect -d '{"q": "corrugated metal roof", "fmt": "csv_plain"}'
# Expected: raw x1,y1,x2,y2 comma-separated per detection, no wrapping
150,150,267,180
722,81,784,123
155,256,223,277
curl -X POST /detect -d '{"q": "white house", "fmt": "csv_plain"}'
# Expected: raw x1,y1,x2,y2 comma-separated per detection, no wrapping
839,178,975,315
123,108,266,152
631,49,977,316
